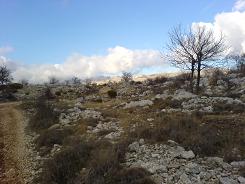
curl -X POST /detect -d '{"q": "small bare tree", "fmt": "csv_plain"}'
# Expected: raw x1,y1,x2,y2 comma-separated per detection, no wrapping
121,72,133,83
71,77,81,85
49,76,59,85
0,65,12,85
167,25,227,93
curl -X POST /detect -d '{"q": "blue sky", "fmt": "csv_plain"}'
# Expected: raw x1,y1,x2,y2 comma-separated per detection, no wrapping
0,0,235,64
0,0,244,83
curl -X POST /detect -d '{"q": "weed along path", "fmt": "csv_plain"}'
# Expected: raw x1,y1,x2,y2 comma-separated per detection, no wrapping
0,102,35,184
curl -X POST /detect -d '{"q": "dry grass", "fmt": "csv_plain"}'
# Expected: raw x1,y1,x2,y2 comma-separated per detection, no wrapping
35,128,73,155
29,98,59,131
40,140,93,184
39,137,154,184
83,140,154,184
131,113,245,162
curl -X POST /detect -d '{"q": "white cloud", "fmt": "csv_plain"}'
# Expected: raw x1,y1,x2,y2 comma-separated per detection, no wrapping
233,0,245,11
1,46,164,83
193,2,245,54
0,46,14,56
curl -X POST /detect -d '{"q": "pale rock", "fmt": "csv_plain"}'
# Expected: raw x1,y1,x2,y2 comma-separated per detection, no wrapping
179,173,192,184
219,177,239,184
128,141,140,152
124,100,153,109
238,176,245,183
173,89,197,101
48,124,60,130
180,150,195,159
80,109,102,119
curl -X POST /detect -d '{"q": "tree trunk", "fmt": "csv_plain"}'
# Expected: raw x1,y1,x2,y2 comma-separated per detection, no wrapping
190,60,195,93
196,61,201,94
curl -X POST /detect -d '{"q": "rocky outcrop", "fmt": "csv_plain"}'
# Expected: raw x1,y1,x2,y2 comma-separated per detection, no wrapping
126,140,243,184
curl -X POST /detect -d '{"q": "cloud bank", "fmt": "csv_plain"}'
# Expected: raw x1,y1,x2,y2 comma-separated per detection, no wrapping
0,46,164,83
193,0,245,54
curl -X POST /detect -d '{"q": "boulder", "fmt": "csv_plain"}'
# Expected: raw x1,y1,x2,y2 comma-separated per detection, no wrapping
180,150,195,159
124,100,153,109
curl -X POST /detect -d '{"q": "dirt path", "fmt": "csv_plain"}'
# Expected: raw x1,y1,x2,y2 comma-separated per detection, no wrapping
0,102,35,184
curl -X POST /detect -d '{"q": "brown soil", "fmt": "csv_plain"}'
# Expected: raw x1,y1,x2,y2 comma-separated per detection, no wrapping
0,102,33,184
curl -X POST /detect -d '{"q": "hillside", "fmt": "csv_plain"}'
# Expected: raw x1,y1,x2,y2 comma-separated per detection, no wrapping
0,70,245,184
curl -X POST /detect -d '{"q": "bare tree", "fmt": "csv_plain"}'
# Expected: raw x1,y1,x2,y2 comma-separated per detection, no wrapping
167,25,227,93
71,77,81,85
49,76,59,85
0,65,12,85
121,72,133,83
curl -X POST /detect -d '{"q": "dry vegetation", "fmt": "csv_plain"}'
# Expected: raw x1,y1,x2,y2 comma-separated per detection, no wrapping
17,67,245,184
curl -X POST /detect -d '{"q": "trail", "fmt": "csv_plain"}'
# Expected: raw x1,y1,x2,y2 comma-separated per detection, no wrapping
0,102,35,184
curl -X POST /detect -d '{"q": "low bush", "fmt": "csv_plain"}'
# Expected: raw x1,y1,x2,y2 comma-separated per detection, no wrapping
147,76,168,85
41,141,93,184
55,91,62,96
154,97,182,109
114,168,155,184
107,90,117,98
240,166,245,177
35,128,73,153
84,141,155,184
29,98,59,131
213,102,245,113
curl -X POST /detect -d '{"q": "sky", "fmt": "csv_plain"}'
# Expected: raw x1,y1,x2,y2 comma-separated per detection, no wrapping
0,0,245,83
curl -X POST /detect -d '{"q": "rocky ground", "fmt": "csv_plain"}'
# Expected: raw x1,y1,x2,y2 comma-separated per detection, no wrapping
1,70,245,183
